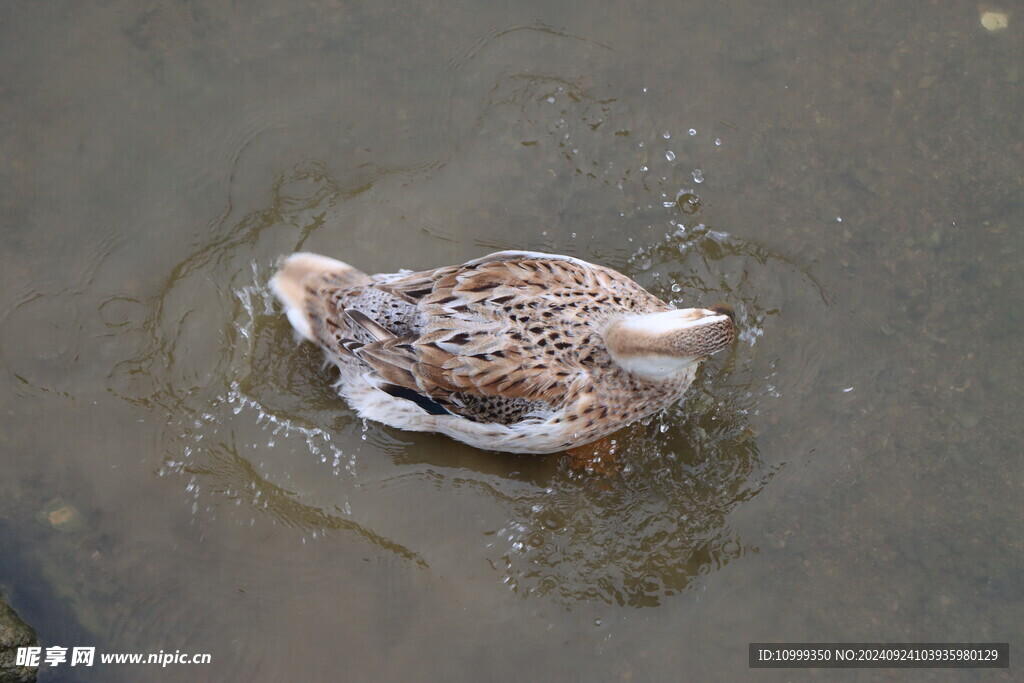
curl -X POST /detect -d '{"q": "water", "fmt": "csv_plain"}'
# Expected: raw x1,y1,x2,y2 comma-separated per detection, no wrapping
1,2,1021,681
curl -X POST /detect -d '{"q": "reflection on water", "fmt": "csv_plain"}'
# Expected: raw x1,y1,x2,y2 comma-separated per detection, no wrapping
495,398,768,607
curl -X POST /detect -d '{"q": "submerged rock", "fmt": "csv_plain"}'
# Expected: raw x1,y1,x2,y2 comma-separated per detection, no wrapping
37,499,83,534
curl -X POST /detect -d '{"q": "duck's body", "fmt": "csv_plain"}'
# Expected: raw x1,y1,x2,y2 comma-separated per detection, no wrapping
271,250,733,454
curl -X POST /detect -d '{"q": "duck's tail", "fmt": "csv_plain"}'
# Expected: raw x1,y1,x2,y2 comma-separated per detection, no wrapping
270,252,371,342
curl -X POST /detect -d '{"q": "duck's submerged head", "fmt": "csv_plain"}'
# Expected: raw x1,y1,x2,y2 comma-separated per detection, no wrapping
603,306,735,382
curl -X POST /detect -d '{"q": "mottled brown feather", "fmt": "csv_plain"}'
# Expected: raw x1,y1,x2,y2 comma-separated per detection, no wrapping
293,251,686,425
273,250,734,452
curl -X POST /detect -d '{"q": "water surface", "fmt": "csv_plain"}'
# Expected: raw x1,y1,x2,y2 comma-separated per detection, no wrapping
1,1,1021,681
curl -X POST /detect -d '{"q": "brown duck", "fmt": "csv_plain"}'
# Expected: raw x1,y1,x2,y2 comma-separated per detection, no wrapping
271,250,734,454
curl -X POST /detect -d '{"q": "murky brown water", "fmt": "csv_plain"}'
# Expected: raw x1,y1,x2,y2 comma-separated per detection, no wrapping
2,2,1021,681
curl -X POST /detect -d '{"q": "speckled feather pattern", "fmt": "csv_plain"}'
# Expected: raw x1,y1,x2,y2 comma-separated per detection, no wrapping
273,251,723,454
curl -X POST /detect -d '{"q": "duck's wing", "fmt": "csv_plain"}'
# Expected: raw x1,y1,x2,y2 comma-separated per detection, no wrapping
351,254,629,420
374,251,598,304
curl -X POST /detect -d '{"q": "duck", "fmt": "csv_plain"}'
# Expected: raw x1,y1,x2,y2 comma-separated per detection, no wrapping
270,250,734,454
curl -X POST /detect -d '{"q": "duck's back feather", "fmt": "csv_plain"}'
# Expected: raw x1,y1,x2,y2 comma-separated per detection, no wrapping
273,251,671,436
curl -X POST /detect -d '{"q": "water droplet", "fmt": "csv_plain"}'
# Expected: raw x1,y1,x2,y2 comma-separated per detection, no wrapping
835,216,843,223
640,166,649,172
692,168,704,183
675,190,701,214
671,283,681,293
662,131,671,139
688,128,697,136
594,618,603,627
714,137,722,146
665,150,676,161
546,96,555,104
